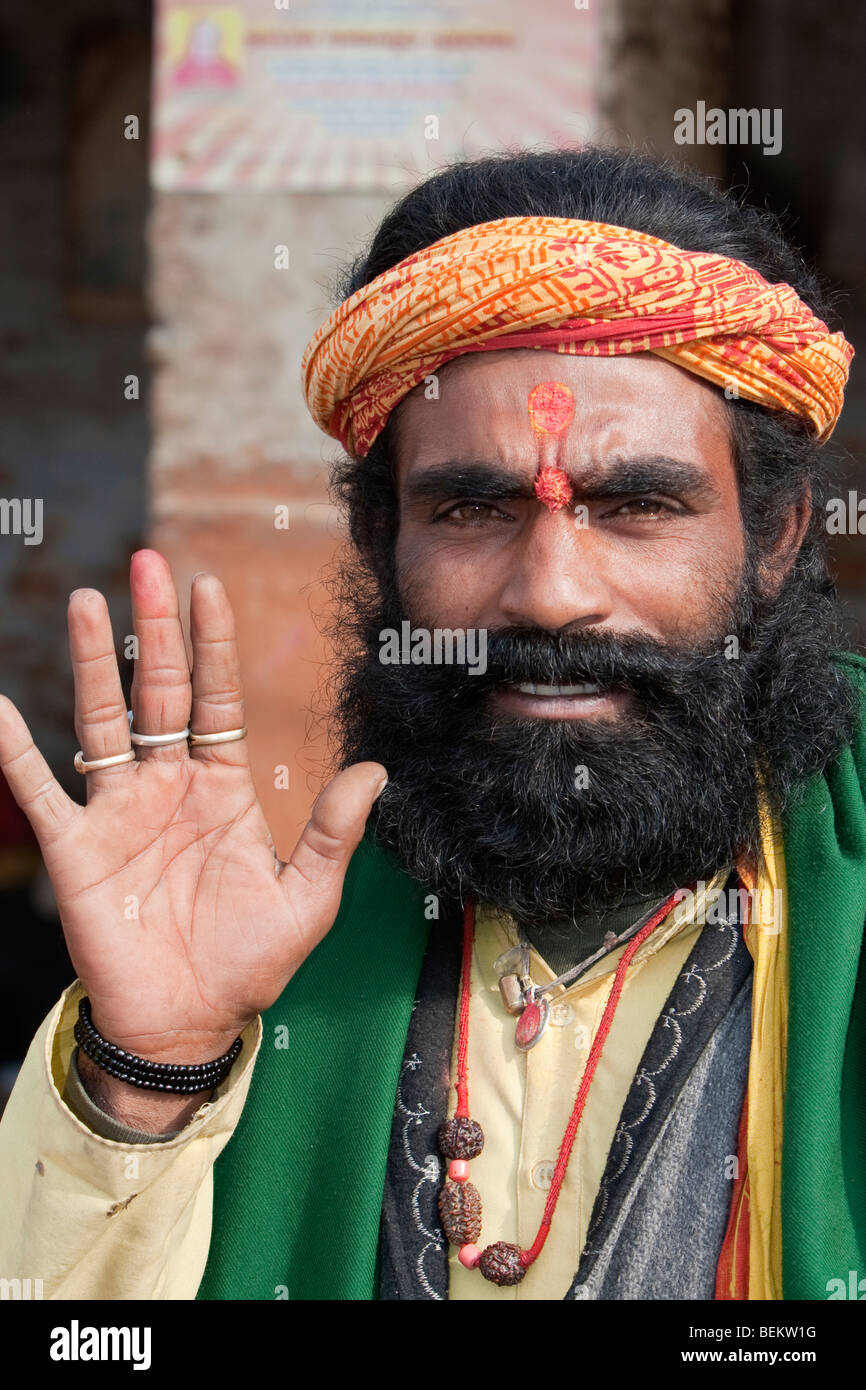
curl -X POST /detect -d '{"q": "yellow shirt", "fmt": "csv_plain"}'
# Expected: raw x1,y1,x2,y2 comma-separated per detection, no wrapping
0,875,725,1299
448,874,726,1299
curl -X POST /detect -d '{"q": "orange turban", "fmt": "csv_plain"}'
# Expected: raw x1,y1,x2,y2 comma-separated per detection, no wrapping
300,216,853,457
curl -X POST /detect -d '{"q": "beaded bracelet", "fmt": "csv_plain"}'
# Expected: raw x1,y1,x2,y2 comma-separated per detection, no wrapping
74,997,243,1093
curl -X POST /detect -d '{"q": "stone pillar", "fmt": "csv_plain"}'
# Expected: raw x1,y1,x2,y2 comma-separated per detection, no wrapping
599,0,731,176
147,190,392,855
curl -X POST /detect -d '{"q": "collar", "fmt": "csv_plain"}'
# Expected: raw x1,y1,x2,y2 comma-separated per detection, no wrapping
474,866,733,1003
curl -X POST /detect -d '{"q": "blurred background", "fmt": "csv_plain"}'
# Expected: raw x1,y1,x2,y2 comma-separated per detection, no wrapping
1,0,864,1101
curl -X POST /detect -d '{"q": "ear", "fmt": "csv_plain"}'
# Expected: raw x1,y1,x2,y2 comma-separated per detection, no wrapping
756,485,812,598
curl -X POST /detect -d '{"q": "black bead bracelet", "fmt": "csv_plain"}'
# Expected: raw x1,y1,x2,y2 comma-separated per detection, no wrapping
74,996,243,1093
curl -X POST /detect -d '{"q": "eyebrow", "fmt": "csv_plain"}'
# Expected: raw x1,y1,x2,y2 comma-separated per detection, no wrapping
402,455,722,506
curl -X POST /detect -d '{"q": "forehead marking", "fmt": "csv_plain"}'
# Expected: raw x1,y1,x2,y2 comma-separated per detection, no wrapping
527,380,575,436
528,381,575,511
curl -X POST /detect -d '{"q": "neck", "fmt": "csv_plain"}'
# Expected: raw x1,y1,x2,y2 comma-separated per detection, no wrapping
516,884,682,977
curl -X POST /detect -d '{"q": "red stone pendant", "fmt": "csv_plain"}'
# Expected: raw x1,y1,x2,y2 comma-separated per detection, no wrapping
515,992,549,1051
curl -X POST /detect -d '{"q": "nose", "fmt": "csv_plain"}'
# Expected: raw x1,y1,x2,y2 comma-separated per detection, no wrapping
496,508,617,633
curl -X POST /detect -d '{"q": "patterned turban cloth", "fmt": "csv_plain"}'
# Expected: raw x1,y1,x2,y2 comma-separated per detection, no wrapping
300,216,853,458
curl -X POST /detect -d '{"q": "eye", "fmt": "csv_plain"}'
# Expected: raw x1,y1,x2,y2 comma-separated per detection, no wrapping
435,501,513,526
607,497,681,520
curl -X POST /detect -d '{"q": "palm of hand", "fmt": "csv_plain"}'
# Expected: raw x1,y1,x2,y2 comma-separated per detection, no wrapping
45,758,308,1051
0,550,386,1064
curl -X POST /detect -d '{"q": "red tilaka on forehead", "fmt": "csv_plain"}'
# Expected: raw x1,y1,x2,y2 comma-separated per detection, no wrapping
528,380,575,436
528,381,575,513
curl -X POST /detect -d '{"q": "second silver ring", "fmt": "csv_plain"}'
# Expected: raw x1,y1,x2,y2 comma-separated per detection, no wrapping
127,709,191,747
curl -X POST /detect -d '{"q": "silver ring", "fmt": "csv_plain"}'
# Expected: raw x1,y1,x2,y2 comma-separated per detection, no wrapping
188,726,248,747
130,728,190,746
127,709,190,747
74,749,137,774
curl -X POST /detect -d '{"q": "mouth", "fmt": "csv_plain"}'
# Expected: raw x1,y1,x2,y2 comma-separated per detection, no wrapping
514,682,602,697
491,681,635,721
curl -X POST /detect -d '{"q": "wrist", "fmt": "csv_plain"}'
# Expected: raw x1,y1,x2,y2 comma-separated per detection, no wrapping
92,1031,243,1067
76,998,243,1094
76,1049,212,1134
88,1010,243,1067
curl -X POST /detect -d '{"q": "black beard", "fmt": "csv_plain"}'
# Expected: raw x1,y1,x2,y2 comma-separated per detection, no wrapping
329,554,856,931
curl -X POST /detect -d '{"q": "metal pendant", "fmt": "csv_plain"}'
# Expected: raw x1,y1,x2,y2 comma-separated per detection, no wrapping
498,973,525,1016
515,987,550,1051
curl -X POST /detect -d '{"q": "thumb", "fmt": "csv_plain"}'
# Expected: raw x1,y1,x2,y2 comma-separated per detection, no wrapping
279,760,388,932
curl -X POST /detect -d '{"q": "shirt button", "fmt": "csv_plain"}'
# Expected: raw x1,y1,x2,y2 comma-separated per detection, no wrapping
550,1001,574,1027
530,1160,556,1191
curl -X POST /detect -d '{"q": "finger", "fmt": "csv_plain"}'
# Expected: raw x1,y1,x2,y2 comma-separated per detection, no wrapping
279,762,388,933
129,550,192,762
189,572,249,767
68,588,135,788
0,695,79,846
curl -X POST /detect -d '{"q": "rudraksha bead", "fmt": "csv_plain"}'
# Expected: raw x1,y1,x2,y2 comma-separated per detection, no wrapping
438,1180,482,1246
438,1116,484,1160
478,1241,526,1286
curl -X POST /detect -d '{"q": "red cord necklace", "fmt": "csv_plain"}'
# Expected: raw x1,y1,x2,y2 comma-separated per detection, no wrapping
437,886,688,1286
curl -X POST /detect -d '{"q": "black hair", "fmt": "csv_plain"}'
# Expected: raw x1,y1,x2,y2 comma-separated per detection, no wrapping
330,146,843,601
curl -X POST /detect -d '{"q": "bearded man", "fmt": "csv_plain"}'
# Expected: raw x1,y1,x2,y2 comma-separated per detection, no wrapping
0,148,863,1302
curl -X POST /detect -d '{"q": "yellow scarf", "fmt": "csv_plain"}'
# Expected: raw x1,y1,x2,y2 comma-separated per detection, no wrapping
719,796,789,1298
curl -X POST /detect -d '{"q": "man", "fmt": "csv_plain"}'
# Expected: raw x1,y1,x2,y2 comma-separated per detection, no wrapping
0,147,863,1301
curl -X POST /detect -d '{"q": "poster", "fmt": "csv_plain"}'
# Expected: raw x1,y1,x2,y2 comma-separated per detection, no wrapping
151,0,599,191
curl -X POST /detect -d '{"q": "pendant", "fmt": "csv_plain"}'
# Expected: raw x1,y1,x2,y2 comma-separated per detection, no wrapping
515,987,550,1051
498,973,525,1016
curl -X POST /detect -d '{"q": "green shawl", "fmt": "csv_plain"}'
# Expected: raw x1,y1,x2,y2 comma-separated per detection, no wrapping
197,654,866,1301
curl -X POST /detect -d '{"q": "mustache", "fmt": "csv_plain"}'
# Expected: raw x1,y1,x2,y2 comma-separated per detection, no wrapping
364,621,740,716
342,616,753,756
469,625,730,695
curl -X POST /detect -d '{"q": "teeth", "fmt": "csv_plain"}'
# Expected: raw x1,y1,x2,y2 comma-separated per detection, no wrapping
515,682,602,697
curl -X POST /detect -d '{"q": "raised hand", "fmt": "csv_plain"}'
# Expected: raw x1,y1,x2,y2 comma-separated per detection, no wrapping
0,550,386,1119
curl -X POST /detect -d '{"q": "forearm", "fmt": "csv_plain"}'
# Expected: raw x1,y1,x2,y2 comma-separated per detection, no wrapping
0,982,262,1299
